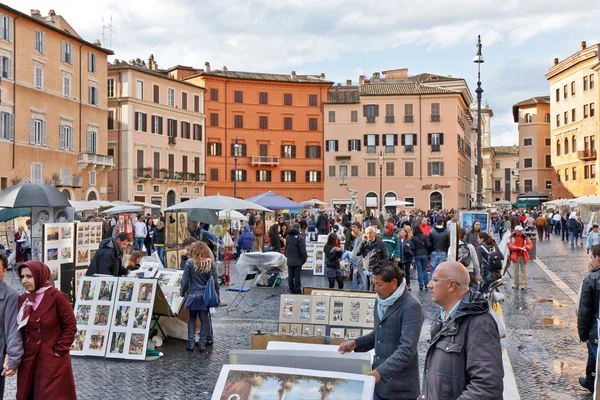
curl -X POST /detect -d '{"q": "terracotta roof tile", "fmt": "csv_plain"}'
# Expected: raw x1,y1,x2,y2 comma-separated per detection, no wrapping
192,70,333,84
513,96,550,107
359,82,460,96
325,88,360,104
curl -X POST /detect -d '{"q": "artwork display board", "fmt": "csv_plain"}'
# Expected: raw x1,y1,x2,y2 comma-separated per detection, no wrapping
105,278,157,360
75,222,103,267
164,211,178,247
176,211,188,245
302,243,316,271
278,323,327,336
250,332,345,350
155,269,184,315
42,223,75,290
458,210,491,233
278,295,331,325
313,243,325,275
31,207,75,238
71,277,119,357
117,213,134,236
306,288,376,298
74,268,88,297
165,249,180,269
329,297,376,328
212,364,376,400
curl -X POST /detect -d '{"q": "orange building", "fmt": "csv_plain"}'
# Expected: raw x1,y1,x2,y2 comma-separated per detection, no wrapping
182,64,332,201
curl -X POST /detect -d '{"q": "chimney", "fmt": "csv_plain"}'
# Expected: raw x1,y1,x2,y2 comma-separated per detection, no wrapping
554,58,559,65
320,73,325,79
291,71,296,80
93,39,101,47
581,41,587,50
358,75,365,86
222,66,228,71
48,9,56,17
30,9,41,17
204,62,210,72
346,79,352,86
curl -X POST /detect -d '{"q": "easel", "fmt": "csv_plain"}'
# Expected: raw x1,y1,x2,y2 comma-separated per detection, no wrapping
150,284,183,342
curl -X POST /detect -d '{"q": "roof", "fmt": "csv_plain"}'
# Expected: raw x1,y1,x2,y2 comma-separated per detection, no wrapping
512,96,550,122
184,69,333,85
325,88,360,104
359,82,460,96
1,4,113,55
166,65,197,72
409,73,462,83
492,145,519,156
108,62,206,91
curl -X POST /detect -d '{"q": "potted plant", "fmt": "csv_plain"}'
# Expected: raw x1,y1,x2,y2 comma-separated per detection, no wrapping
159,168,170,179
11,176,21,185
51,172,61,185
72,174,82,187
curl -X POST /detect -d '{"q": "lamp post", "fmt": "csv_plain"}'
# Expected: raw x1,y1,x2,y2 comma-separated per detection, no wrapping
233,136,239,198
474,35,485,210
378,149,384,214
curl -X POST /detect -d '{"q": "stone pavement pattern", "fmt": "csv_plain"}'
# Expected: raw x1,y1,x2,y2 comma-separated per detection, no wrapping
1,237,595,399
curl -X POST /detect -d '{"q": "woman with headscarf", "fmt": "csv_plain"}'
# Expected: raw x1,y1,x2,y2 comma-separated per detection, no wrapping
16,261,76,400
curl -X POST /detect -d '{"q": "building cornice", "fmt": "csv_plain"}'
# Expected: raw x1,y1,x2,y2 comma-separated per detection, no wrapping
545,44,599,80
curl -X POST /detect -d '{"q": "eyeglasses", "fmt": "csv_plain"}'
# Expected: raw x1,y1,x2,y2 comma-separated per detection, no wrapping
431,277,460,286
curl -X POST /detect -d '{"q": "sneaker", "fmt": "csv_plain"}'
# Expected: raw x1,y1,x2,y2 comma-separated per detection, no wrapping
579,377,594,393
512,285,519,289
198,344,207,353
520,287,527,290
205,339,214,346
419,287,423,291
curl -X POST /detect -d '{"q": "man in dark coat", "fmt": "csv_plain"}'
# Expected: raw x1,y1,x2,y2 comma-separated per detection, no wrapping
357,226,388,290
285,223,307,294
423,261,503,399
577,244,600,392
0,253,22,397
339,261,423,400
316,213,329,235
86,232,131,277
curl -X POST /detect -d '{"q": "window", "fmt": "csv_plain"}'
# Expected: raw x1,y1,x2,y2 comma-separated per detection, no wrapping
431,103,440,122
86,130,98,154
524,179,532,192
429,132,443,151
108,184,114,193
259,116,268,129
34,65,43,89
545,138,551,146
404,104,414,122
328,166,336,177
565,168,569,181
556,140,561,156
385,104,395,123
208,142,222,156
404,197,415,207
168,88,175,107
364,104,378,123
592,165,597,179
565,138,569,153
585,136,590,150
210,88,218,101
61,41,72,64
546,180,552,189
591,75,595,90
309,118,318,131
351,110,358,122
151,115,163,134
89,170,97,186
107,78,115,98
193,124,202,141
153,152,160,178
282,171,296,182
31,163,42,184
572,136,577,153
234,115,243,128
88,52,96,73
584,104,589,118
545,113,551,123
309,94,318,107
234,91,243,103
584,76,589,91
150,84,160,104
367,162,376,177
585,165,590,179
428,161,444,176
564,84,568,99
524,138,533,147
284,93,292,106
194,95,200,112
89,85,98,105
0,112,14,140
573,167,577,180
59,125,74,151
494,180,502,192
167,118,177,137
545,155,552,168
259,92,268,105
306,145,321,158
524,113,532,123
524,158,532,168
571,81,575,96
281,145,295,158
256,170,272,182
210,169,218,181
564,111,568,125
555,88,560,102
29,118,46,146
63,75,71,97
365,134,378,153
348,139,361,151
404,162,414,177
591,103,596,117
284,117,292,130
136,80,143,100
135,112,147,132
384,134,397,153
556,114,560,127
210,113,218,127
34,29,45,54
351,165,359,177
326,140,338,152
385,161,394,176
181,92,188,110
181,121,190,139
572,108,576,122
0,56,11,79
557,171,561,183
495,162,500,169
306,171,321,182
328,111,335,123
232,142,246,157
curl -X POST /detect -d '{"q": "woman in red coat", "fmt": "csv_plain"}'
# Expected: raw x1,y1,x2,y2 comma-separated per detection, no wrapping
16,261,77,400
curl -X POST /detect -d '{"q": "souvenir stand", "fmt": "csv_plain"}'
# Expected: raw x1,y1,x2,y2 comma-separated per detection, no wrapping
163,210,188,269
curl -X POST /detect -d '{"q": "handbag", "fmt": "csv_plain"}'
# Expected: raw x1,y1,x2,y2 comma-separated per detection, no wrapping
203,275,220,308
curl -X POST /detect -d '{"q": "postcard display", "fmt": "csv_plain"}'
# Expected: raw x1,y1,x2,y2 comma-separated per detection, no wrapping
301,242,325,276
74,222,103,295
42,223,75,295
70,276,157,360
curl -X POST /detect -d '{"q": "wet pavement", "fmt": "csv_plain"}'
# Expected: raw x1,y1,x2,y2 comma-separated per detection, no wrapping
2,237,596,399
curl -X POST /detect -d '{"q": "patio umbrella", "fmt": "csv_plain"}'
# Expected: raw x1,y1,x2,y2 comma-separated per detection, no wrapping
300,198,328,206
492,200,511,206
0,207,31,222
0,183,71,208
165,195,270,212
112,200,160,209
188,209,218,225
245,191,306,210
103,205,143,215
217,210,248,221
573,196,600,206
384,200,415,207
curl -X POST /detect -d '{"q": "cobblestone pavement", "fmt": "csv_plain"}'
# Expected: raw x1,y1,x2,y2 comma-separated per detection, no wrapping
2,238,596,399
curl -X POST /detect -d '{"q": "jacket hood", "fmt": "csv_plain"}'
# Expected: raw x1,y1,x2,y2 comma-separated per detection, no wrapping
99,237,116,250
287,227,300,235
434,226,446,233
453,289,489,320
243,225,250,232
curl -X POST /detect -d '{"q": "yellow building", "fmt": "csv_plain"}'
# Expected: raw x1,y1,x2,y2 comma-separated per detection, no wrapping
0,6,113,200
546,41,599,198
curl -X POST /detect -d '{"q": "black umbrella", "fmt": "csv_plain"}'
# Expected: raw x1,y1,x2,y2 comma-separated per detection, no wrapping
0,183,71,208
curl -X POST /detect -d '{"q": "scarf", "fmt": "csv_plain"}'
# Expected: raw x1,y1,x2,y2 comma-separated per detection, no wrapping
376,278,406,320
17,261,55,330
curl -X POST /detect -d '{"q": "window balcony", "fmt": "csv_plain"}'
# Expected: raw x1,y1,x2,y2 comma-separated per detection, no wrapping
168,136,177,145
578,149,597,160
366,116,376,123
384,116,395,123
53,175,82,188
430,115,441,122
431,144,441,152
404,115,414,123
385,145,395,153
78,153,114,170
404,145,414,153
250,156,280,166
366,145,377,154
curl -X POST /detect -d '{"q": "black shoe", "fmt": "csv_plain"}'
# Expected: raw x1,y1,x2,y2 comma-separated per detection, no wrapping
579,377,594,393
419,287,423,291
186,341,194,352
198,344,207,353
205,339,214,346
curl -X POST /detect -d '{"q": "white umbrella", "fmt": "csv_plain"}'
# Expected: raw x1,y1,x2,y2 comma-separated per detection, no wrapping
112,200,160,209
218,210,248,221
300,198,328,206
492,200,511,206
165,194,271,212
69,200,98,212
384,200,414,207
103,205,143,215
573,196,600,206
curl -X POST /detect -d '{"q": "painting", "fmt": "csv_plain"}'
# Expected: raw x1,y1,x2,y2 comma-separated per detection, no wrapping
165,249,180,270
75,222,103,267
165,212,178,247
31,207,53,238
212,365,375,400
177,211,188,245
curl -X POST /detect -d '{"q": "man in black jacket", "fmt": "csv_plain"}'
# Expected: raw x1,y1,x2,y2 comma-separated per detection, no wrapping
86,232,131,277
358,226,389,290
428,217,450,279
285,223,308,294
577,244,600,392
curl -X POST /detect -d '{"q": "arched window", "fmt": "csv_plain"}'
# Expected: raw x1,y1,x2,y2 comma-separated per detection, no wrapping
524,113,532,123
572,135,577,153
62,189,71,200
429,191,443,210
545,113,551,123
564,138,569,154
87,191,97,201
364,192,378,210
557,140,561,156
167,190,177,207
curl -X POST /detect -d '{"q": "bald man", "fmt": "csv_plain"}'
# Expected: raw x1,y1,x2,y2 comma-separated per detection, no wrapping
422,261,504,399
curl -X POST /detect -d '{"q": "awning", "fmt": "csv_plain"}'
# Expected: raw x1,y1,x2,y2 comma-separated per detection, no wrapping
513,199,541,208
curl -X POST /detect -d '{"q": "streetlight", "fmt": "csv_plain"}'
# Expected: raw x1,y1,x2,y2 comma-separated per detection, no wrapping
474,35,484,210
378,149,384,214
233,136,239,198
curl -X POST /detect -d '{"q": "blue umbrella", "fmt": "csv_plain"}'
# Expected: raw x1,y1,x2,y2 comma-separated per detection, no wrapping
244,191,306,210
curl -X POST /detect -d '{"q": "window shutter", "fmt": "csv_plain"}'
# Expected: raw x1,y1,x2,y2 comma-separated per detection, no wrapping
7,17,11,42
317,171,321,182
41,32,45,54
88,52,92,71
281,171,285,182
394,134,398,146
357,141,361,151
231,170,235,181
317,146,321,158
160,117,164,135
8,113,14,141
306,171,309,182
440,133,444,145
6,58,11,80
267,171,272,182
305,146,309,158
256,170,260,182
243,170,247,181
174,120,178,137
86,131,92,153
291,145,296,158
69,127,74,150
325,142,330,152
29,118,35,144
348,140,352,151
440,162,444,176
231,143,235,156
95,87,99,105
134,113,139,131
374,105,379,116
427,162,432,176
218,143,223,156
363,105,367,117
88,86,92,103
280,145,285,156
363,135,368,146
0,19,4,43
59,125,65,149
242,144,247,157
335,140,338,151
41,120,47,146
375,135,379,146
292,171,296,182
401,134,405,145
413,134,417,146
427,133,432,145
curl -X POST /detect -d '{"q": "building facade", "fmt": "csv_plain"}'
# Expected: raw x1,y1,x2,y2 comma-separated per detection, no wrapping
184,64,331,201
546,41,599,198
324,69,474,212
0,6,113,200
476,103,494,204
488,145,520,203
512,96,553,198
107,56,206,208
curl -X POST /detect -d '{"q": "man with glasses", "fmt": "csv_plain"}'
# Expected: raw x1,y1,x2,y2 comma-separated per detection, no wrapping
422,261,503,399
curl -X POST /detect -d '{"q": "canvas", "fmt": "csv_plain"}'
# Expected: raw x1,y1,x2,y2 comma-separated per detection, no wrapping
155,270,184,314
165,212,178,247
177,211,188,245
165,249,180,269
212,364,375,400
328,297,375,328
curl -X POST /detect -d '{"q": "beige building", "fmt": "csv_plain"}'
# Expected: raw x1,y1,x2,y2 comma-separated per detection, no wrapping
0,6,113,200
324,69,474,212
512,96,552,198
488,145,520,203
475,102,494,204
546,41,599,198
107,56,206,207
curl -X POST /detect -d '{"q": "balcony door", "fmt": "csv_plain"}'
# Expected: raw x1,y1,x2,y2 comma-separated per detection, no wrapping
259,143,268,162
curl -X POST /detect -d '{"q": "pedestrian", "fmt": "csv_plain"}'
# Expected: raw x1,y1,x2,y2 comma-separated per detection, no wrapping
252,214,265,251
85,232,132,277
324,232,344,289
307,214,317,241
507,226,533,290
0,253,22,398
412,225,431,291
153,221,165,267
144,216,154,255
316,212,329,235
553,212,561,235
545,212,553,241
350,222,366,291
535,213,547,241
357,226,389,290
577,243,600,393
465,220,482,248
338,261,423,400
567,212,579,247
577,216,585,246
587,224,600,254
510,212,521,230
397,228,414,291
180,242,219,352
125,250,143,272
236,226,255,257
133,214,147,252
477,232,502,293
423,261,504,399
285,223,308,294
266,224,281,253
428,216,450,280
457,228,481,288
380,222,399,261
179,236,198,269
561,213,569,241
14,226,28,264
17,261,77,400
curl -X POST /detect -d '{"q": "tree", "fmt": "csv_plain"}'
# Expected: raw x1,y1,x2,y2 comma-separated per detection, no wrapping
317,378,347,400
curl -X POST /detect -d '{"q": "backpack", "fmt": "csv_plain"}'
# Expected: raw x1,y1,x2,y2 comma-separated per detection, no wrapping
457,243,471,267
481,245,504,271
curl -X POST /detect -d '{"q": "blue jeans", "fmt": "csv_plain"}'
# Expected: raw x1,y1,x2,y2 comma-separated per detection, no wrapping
415,255,429,288
430,251,447,280
155,245,165,267
135,237,145,252
569,231,575,246
586,341,598,384
352,265,366,291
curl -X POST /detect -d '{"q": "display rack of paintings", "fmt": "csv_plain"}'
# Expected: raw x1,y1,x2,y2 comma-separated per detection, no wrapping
165,249,180,269
117,213,134,236
176,211,188,246
42,223,74,290
313,244,325,276
278,295,330,325
75,222,103,267
302,243,316,271
155,270,184,314
328,297,375,328
71,277,118,357
105,278,157,360
164,211,178,247
74,268,88,296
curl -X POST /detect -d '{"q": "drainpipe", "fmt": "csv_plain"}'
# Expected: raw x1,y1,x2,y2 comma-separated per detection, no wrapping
419,94,422,180
79,43,84,153
224,78,230,187
11,15,20,170
116,70,122,200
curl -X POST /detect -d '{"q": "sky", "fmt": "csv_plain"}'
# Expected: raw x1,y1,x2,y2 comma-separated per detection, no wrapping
10,0,600,146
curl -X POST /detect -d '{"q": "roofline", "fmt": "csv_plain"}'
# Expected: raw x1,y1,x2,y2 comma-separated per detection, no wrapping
183,72,334,85
108,65,207,90
512,96,550,122
545,44,599,80
166,65,197,72
1,4,114,55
